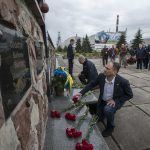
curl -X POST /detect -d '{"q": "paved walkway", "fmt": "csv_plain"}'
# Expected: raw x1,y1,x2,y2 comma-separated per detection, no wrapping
58,56,150,150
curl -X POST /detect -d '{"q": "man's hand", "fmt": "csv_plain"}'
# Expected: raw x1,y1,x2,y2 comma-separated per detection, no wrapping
106,99,115,107
72,93,82,101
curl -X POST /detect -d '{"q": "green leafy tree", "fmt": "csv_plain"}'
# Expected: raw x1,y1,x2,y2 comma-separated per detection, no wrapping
63,46,68,52
75,38,82,53
131,29,143,49
57,46,63,52
116,32,127,49
82,35,92,53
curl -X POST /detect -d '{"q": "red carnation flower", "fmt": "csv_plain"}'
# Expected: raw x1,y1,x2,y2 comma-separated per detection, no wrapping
65,112,76,121
73,131,82,138
72,95,79,103
75,139,94,150
50,110,61,118
66,128,82,138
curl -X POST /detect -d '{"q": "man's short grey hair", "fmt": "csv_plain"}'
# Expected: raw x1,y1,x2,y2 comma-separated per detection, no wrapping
78,55,86,61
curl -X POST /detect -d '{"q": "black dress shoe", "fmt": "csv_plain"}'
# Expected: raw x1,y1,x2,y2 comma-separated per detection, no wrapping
102,127,114,137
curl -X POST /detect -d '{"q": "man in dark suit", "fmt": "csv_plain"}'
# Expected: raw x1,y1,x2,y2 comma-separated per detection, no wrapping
78,55,98,85
67,39,75,77
73,62,133,137
101,45,109,66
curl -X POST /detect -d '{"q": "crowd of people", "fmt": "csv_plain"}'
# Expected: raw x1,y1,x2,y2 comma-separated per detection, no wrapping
101,43,150,70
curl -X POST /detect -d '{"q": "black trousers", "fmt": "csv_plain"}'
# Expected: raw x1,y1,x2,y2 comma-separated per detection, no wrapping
143,57,149,69
102,57,108,66
68,59,73,76
137,59,143,69
78,74,88,85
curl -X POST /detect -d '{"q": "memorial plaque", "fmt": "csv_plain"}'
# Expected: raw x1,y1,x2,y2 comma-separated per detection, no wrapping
0,24,31,119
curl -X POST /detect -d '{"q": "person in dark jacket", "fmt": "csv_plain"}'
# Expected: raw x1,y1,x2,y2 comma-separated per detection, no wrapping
101,45,109,66
67,39,75,77
136,44,145,69
143,45,149,69
73,62,133,137
147,45,150,70
78,55,98,85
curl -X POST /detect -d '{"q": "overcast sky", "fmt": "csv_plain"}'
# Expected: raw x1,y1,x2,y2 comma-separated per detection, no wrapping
45,0,150,45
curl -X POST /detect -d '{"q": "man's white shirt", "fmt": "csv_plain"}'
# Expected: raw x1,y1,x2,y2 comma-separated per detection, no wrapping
102,77,115,101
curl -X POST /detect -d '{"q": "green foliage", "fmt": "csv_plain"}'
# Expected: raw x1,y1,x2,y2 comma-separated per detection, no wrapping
63,46,68,52
82,35,93,53
75,38,82,53
131,28,143,49
116,32,127,49
57,46,63,52
52,75,66,90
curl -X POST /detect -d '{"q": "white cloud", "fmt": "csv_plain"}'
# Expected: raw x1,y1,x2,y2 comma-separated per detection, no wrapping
45,0,150,44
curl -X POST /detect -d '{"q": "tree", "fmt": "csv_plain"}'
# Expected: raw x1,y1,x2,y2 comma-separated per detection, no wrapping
116,32,127,49
57,46,63,52
81,35,92,53
63,46,68,52
75,38,82,53
131,29,143,49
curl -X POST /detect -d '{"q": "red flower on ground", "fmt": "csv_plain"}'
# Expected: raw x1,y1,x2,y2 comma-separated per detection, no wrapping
65,112,76,121
50,110,61,118
66,128,82,138
75,139,94,150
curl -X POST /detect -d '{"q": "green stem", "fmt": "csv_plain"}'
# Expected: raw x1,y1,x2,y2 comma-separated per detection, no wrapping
75,107,89,130
85,115,99,141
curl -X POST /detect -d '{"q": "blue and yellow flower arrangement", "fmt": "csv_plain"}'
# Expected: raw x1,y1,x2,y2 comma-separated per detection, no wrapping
52,67,73,95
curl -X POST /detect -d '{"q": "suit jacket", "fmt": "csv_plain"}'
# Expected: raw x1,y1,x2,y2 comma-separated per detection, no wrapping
80,73,133,108
81,59,98,83
67,44,74,59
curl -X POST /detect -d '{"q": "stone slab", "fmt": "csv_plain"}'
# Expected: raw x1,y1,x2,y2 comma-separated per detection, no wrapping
44,96,109,150
143,77,150,81
97,122,120,150
73,89,98,104
123,101,133,107
129,88,150,105
130,72,150,78
119,74,150,87
138,104,150,116
142,87,150,92
113,106,150,150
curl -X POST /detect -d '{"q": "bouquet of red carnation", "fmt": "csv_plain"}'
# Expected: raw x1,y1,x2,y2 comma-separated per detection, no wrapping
75,115,98,150
127,56,136,65
75,139,93,150
66,128,82,138
65,112,76,121
50,110,61,118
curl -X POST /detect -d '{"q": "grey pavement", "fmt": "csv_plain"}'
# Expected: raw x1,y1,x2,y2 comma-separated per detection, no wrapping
58,56,150,150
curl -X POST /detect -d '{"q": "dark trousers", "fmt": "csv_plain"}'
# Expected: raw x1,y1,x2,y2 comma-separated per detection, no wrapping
78,74,87,85
97,100,117,128
102,57,108,66
143,57,149,69
68,59,73,76
137,59,143,69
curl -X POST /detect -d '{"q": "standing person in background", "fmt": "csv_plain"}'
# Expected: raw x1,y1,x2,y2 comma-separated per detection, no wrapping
67,39,75,77
147,45,150,70
109,45,116,62
101,45,109,66
143,44,149,69
119,44,127,68
136,43,144,70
